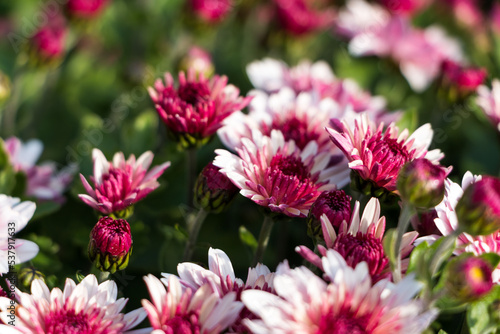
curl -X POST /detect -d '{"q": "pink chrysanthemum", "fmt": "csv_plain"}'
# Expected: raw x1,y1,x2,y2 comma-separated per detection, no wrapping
441,60,487,93
298,197,417,282
163,247,275,333
66,0,109,19
214,130,345,217
416,172,500,284
0,195,39,275
4,137,74,203
142,274,243,334
0,274,148,333
273,0,336,35
30,19,67,61
148,69,251,149
79,148,170,216
327,113,445,194
189,0,233,23
242,249,437,333
476,79,500,132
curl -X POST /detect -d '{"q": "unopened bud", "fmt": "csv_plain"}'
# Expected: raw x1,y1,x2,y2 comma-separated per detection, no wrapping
18,267,45,289
307,190,351,242
194,162,239,213
445,255,493,302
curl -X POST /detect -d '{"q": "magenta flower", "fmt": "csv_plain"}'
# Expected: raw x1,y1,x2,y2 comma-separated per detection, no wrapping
327,113,446,195
476,79,500,132
445,255,494,302
441,60,487,93
88,216,133,273
4,137,73,203
308,189,352,232
66,0,109,19
273,0,336,35
79,148,170,216
149,69,251,149
242,250,437,333
214,130,345,217
378,0,429,16
30,17,67,62
189,0,233,23
298,197,417,282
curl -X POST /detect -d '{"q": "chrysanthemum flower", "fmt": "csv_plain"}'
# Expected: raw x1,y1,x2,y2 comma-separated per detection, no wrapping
4,137,74,203
416,172,500,284
327,112,445,196
189,0,233,23
214,130,345,217
298,197,417,282
30,19,67,63
79,148,170,216
242,249,437,333
148,69,251,149
441,60,487,94
0,195,39,274
164,247,275,332
142,274,243,334
0,274,148,333
273,0,336,35
476,79,500,132
66,0,109,19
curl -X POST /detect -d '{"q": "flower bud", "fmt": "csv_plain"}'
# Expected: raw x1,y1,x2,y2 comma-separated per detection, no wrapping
88,216,133,274
445,255,493,302
66,0,109,20
18,267,45,289
456,176,500,236
194,162,239,213
397,159,448,209
307,190,352,242
189,0,233,23
29,20,67,66
441,60,487,97
180,47,214,79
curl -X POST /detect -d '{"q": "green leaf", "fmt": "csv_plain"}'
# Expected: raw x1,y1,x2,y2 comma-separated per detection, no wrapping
467,285,500,334
239,225,258,253
427,235,457,278
396,108,419,133
382,228,398,272
478,252,500,269
408,240,430,274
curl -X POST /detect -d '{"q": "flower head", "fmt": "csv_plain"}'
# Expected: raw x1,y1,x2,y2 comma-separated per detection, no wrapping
476,79,500,132
30,19,67,63
66,0,109,19
214,130,344,217
189,0,233,23
298,197,417,282
4,137,74,203
273,0,336,35
194,162,239,213
0,195,39,274
79,148,170,216
149,70,251,149
441,60,487,94
456,175,500,236
0,274,148,334
88,216,133,274
327,113,445,196
242,250,436,333
142,274,243,334
378,0,429,16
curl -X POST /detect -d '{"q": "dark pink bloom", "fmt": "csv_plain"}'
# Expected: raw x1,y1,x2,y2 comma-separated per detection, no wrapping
190,0,233,23
308,190,352,235
411,209,441,236
79,148,170,216
88,216,132,273
274,0,336,35
149,70,251,149
442,60,487,93
66,0,110,19
194,162,239,213
297,198,417,282
446,256,493,301
31,20,67,61
378,0,429,16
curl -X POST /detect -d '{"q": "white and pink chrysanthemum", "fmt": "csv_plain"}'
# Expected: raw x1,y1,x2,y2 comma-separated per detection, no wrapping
142,274,243,334
79,148,170,216
242,249,437,333
476,79,500,132
4,137,73,203
148,69,251,149
298,197,417,282
416,172,500,284
163,247,275,333
214,130,346,217
0,274,148,334
0,195,39,274
327,112,445,194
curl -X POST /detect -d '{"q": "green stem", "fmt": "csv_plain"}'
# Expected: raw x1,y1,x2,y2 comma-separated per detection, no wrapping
428,230,460,277
182,208,208,261
2,60,26,136
186,148,197,208
393,203,415,283
252,215,275,266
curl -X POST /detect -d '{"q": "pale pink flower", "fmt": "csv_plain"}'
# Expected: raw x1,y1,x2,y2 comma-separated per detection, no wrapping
4,137,73,203
327,112,445,194
214,130,346,217
0,195,38,274
142,274,243,334
242,249,437,333
445,0,483,29
273,0,336,35
163,247,275,333
416,172,500,284
298,197,417,282
149,69,251,149
0,274,148,333
476,79,500,132
79,148,170,215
